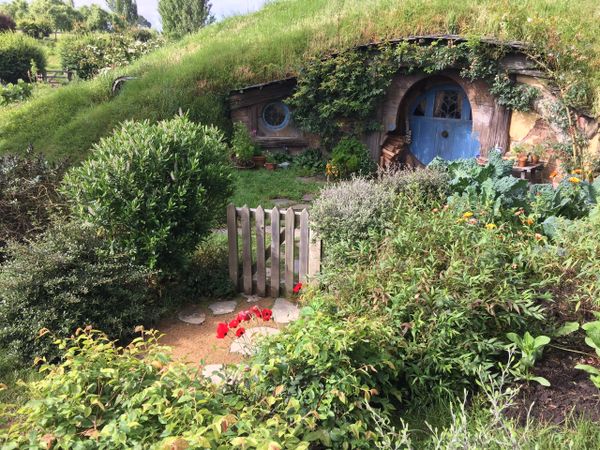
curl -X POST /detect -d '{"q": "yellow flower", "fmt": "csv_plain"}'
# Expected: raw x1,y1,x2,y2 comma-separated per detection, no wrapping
568,177,581,184
485,223,497,230
463,212,474,219
525,217,535,225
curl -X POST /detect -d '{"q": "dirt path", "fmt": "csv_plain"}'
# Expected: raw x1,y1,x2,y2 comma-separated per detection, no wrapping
157,296,283,367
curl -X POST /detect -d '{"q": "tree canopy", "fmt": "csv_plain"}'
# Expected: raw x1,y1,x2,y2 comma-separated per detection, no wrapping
158,0,213,39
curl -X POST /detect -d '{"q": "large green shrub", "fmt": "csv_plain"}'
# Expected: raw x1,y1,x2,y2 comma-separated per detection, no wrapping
319,197,553,401
0,221,154,363
0,79,32,106
61,115,234,272
0,32,46,83
0,151,66,251
59,32,163,79
329,137,376,179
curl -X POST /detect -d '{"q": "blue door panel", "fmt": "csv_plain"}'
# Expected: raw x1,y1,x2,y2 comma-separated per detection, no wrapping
408,84,480,165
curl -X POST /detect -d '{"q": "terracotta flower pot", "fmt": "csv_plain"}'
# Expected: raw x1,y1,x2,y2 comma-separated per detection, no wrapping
531,155,540,164
517,155,528,168
265,162,277,170
252,155,266,168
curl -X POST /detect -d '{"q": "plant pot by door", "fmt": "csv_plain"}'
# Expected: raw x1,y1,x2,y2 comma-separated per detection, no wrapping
517,155,528,167
265,162,277,170
252,155,266,168
531,155,540,164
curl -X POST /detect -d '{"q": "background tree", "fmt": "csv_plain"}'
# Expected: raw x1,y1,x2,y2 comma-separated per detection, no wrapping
29,0,78,36
106,0,138,25
78,5,113,32
158,0,214,39
0,0,29,21
0,13,16,32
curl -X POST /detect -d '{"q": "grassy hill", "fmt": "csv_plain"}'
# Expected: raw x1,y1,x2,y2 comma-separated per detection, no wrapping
1,0,598,159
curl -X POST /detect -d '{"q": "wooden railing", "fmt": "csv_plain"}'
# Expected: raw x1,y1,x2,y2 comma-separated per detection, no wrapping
37,70,74,86
227,204,321,297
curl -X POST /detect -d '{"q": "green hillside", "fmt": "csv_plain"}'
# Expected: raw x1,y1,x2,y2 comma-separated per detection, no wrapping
1,0,599,159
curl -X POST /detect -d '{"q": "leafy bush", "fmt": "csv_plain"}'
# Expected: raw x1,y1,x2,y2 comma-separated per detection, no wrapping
292,148,325,176
0,79,32,105
230,121,256,164
319,198,552,401
434,152,529,221
0,32,46,83
0,13,16,32
312,177,395,247
1,325,399,449
18,19,52,39
0,221,154,363
182,233,235,298
530,177,598,222
59,33,163,79
0,151,66,250
380,167,449,206
329,137,376,179
245,311,401,448
61,115,234,272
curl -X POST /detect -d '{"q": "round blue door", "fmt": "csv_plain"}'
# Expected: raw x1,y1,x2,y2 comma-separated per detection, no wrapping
408,84,480,165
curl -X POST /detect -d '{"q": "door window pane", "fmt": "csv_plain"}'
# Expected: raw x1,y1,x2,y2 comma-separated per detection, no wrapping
433,91,462,119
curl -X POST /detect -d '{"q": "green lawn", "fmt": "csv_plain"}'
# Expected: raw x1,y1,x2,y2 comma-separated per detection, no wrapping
230,167,324,209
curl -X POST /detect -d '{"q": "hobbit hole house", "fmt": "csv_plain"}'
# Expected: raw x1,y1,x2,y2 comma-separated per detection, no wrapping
229,36,600,181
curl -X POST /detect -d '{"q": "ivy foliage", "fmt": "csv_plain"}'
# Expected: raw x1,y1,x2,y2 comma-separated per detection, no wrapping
290,39,539,148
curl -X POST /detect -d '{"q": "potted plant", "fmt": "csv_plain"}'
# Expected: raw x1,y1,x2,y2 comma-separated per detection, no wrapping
530,144,544,164
252,147,266,168
231,122,255,169
264,152,277,170
510,144,529,168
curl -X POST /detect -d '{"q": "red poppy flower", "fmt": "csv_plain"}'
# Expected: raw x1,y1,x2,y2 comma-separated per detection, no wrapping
236,327,245,337
229,319,239,329
216,322,228,339
293,282,302,294
237,311,251,322
251,305,262,319
261,308,273,321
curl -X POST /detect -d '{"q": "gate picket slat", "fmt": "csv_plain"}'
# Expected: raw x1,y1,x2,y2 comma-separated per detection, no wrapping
226,204,238,289
270,207,280,297
255,206,266,297
309,235,321,280
240,206,252,294
299,209,309,283
284,208,295,296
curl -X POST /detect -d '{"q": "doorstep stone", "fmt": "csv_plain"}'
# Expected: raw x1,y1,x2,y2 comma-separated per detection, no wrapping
230,327,280,356
208,300,237,315
272,298,300,324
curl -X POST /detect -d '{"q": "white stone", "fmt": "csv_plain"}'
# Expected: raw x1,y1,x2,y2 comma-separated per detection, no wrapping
208,300,237,315
272,298,300,324
230,326,280,356
202,364,224,384
177,309,206,325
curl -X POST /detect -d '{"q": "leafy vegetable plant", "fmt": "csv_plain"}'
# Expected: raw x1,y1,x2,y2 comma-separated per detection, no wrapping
575,314,600,389
506,331,551,386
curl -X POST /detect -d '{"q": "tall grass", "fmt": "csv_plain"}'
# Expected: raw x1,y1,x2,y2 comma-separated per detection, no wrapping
1,0,598,159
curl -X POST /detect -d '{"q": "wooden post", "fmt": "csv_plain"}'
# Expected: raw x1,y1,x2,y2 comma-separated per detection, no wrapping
227,204,238,290
284,208,295,296
299,209,309,283
255,206,266,297
308,233,321,281
240,206,252,295
270,207,280,297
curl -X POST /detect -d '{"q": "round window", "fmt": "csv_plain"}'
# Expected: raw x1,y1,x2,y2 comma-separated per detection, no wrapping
262,102,290,130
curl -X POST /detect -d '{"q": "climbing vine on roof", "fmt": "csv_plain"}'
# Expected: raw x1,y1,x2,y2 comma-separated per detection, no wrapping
289,38,562,150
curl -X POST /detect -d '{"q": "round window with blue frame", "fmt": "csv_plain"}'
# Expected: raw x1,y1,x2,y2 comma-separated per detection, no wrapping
262,101,291,131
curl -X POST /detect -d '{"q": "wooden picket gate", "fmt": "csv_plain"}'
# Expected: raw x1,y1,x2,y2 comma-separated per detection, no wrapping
227,204,321,297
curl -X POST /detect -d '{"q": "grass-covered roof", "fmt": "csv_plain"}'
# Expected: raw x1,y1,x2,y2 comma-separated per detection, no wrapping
1,0,598,158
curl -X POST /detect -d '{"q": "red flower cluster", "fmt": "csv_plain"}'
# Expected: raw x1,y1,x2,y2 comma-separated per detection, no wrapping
215,306,273,339
293,282,302,294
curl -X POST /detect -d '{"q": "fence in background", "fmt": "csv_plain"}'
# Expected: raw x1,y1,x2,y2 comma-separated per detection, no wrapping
227,204,321,297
